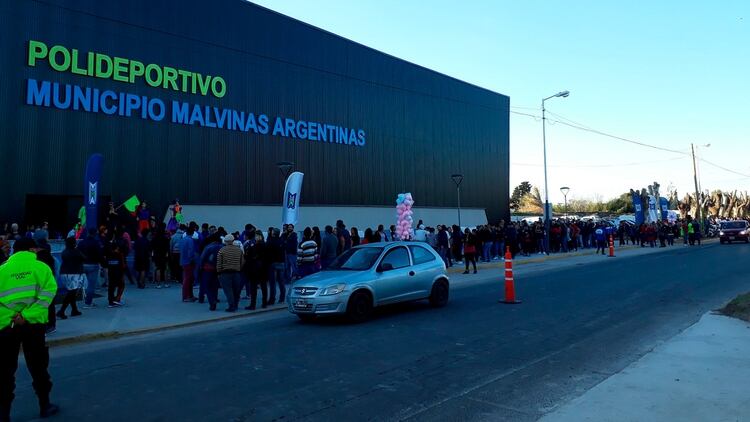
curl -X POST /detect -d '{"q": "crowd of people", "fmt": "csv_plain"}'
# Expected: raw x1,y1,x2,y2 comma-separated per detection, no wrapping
1,213,407,327
0,205,719,337
0,208,732,422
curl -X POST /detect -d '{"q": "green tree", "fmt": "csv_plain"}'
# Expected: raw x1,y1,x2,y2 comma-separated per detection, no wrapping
509,181,532,211
605,192,634,213
519,187,543,214
551,192,634,214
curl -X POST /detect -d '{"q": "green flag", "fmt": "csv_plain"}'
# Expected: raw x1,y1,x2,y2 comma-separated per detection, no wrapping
123,195,140,212
78,206,86,227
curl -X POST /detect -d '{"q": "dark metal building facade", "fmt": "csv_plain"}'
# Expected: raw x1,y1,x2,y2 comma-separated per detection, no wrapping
0,0,509,229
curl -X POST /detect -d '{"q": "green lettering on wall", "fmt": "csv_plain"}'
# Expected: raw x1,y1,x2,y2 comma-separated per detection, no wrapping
177,69,192,92
25,39,228,97
28,40,48,66
211,77,226,98
112,57,129,82
49,45,71,72
70,49,88,75
129,60,144,83
162,66,178,90
95,54,113,78
196,73,210,96
144,63,163,88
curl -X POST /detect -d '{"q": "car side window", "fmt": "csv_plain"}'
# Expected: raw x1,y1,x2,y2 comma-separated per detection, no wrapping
408,245,436,265
380,247,411,270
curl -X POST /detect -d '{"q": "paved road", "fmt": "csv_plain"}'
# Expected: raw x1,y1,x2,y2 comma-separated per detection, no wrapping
11,243,750,421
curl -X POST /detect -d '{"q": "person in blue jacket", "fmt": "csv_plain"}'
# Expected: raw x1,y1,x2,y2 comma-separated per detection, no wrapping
594,224,607,255
198,235,222,311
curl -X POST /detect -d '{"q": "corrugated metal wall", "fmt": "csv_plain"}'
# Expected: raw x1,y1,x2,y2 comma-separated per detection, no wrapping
0,0,510,225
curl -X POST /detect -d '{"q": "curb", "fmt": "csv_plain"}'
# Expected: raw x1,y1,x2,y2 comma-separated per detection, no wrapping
48,303,289,347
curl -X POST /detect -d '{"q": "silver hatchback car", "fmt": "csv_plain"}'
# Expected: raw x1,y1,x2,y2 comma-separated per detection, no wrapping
288,241,450,322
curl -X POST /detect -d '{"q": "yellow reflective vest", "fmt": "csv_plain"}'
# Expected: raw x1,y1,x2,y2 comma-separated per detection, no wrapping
0,251,57,329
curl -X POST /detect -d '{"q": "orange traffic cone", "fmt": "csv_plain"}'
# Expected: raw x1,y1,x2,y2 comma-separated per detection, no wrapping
500,246,521,304
608,234,615,257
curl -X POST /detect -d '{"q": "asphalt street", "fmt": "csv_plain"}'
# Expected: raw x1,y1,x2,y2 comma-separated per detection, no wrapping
10,242,750,422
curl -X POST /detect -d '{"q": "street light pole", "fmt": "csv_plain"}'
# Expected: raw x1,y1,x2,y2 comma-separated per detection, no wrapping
560,186,570,220
542,90,569,254
690,143,713,227
451,174,464,228
689,143,711,226
691,143,701,224
276,161,294,201
276,161,294,180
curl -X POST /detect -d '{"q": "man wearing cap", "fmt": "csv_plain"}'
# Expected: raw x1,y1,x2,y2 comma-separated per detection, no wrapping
216,235,244,312
413,224,427,242
0,238,60,421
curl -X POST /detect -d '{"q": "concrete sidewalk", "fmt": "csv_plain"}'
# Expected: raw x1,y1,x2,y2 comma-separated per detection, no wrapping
539,313,750,422
48,284,287,346
46,240,716,346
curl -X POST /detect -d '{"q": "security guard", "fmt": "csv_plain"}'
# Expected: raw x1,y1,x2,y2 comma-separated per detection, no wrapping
0,238,59,421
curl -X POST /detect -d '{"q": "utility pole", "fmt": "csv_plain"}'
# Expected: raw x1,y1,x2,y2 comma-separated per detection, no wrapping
691,143,701,224
541,90,569,254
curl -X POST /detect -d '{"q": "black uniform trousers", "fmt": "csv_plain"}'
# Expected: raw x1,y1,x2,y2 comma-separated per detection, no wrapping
0,323,52,416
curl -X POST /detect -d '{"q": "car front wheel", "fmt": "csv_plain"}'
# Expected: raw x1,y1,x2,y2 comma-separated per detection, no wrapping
429,279,449,307
347,291,373,323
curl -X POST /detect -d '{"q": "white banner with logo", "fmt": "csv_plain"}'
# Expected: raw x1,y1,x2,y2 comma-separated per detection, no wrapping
282,171,304,225
647,195,658,223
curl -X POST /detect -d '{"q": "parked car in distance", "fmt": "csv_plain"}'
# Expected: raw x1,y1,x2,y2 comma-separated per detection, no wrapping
288,242,449,322
719,220,750,244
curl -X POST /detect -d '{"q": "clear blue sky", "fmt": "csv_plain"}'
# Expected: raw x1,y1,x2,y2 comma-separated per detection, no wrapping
253,0,749,204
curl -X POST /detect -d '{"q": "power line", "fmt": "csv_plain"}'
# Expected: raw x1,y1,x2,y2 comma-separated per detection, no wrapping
698,158,750,178
551,120,689,155
510,110,541,120
510,109,750,179
511,110,688,155
512,156,686,168
544,110,596,131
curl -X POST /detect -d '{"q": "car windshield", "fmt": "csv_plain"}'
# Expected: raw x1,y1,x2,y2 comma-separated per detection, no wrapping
721,221,747,229
327,247,384,271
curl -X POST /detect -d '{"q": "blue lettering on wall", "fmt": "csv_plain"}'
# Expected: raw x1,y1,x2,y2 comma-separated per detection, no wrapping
26,78,51,107
25,79,366,147
172,101,189,124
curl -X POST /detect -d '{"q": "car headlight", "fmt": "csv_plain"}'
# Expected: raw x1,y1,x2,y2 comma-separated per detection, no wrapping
720,231,725,236
320,284,347,296
741,231,747,235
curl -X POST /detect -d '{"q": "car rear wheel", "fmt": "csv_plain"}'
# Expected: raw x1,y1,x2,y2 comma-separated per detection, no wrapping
429,279,449,307
347,291,373,323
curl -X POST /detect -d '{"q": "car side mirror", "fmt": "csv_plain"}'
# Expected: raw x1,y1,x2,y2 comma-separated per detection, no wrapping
378,263,394,272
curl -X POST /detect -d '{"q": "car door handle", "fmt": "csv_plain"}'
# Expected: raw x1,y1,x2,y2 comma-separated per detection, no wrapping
408,271,415,276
